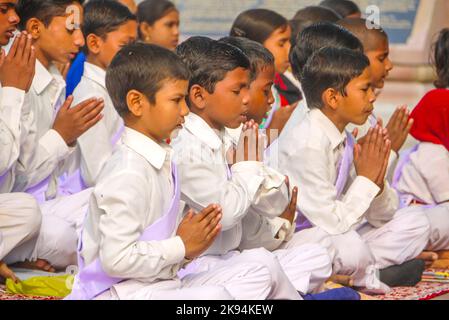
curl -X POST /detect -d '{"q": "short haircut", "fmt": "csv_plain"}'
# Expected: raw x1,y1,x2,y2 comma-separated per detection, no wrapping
290,22,363,80
106,42,190,116
82,0,136,54
219,36,274,82
319,0,361,18
176,38,250,94
290,6,341,47
337,18,388,51
17,0,84,30
230,9,288,44
301,46,370,109
433,28,449,89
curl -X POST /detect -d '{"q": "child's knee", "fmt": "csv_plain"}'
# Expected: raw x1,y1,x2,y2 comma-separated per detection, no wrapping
334,232,373,274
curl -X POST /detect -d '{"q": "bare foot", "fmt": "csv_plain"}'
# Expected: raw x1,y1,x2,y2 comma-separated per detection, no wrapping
327,274,354,287
430,259,449,269
0,261,19,283
11,259,56,273
437,250,449,260
416,251,438,267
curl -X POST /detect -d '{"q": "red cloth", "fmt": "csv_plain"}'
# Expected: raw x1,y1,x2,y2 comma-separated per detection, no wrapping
410,88,449,152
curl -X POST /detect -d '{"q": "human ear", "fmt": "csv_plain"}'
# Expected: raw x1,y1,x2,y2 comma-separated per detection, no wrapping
189,84,207,110
322,88,340,111
139,22,152,42
126,89,145,116
86,34,102,55
26,18,43,40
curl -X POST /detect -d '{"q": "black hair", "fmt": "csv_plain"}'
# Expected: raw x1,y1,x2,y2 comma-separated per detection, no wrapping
16,0,84,30
82,0,136,54
432,28,449,89
176,37,250,94
106,42,190,116
319,0,361,18
219,36,274,82
230,9,288,44
290,22,363,80
290,6,341,47
301,46,369,110
137,0,176,38
337,18,388,52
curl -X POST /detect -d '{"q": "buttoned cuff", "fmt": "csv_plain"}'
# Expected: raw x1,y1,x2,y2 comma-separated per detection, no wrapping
39,129,71,162
161,235,187,265
231,161,265,200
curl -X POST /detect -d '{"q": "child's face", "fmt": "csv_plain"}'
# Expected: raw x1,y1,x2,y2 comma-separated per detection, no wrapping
204,67,250,129
32,2,84,66
95,20,137,69
142,10,179,51
141,79,189,142
248,64,275,124
263,25,291,74
0,0,19,46
337,67,377,126
365,37,393,89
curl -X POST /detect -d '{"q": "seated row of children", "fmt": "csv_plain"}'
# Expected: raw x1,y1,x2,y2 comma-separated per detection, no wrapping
0,0,448,299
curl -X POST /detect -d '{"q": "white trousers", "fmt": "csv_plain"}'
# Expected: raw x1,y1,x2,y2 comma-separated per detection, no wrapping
1,193,41,262
400,202,449,251
180,248,301,300
4,188,93,269
290,209,429,291
278,233,333,293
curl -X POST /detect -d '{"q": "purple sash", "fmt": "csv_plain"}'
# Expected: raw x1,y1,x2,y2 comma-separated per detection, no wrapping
392,144,420,208
295,131,355,232
65,163,180,300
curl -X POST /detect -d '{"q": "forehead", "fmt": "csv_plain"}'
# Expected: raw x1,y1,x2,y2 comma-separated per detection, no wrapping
220,67,249,85
254,64,275,82
270,24,291,39
366,32,389,53
110,20,138,37
158,78,188,94
0,0,16,5
350,67,372,85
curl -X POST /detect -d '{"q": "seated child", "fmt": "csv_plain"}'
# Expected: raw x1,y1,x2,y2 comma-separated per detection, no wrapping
393,29,449,259
319,0,362,19
230,9,299,132
137,0,179,50
9,0,105,269
172,36,331,298
71,0,137,188
68,42,285,300
271,46,430,292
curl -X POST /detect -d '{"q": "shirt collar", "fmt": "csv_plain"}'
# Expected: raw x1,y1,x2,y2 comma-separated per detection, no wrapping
83,62,106,88
32,59,65,95
184,113,224,150
122,127,171,170
309,108,347,150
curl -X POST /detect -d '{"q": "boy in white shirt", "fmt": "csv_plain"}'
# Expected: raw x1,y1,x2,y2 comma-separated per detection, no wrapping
69,42,284,300
7,0,105,269
271,47,430,292
172,37,331,297
71,0,137,188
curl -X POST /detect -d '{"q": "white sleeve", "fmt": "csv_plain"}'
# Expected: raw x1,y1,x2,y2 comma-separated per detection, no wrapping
420,149,449,203
0,87,25,175
364,181,399,227
291,146,380,235
95,172,185,280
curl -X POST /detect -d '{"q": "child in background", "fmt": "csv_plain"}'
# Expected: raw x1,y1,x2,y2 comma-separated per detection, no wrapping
230,9,299,133
137,0,179,51
393,29,449,265
271,46,430,292
319,0,362,19
71,0,137,188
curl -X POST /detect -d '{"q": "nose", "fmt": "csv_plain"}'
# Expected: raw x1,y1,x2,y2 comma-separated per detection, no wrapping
368,87,377,103
385,57,393,72
268,88,275,105
242,87,250,106
9,9,20,26
73,29,85,48
180,99,189,117
173,25,180,37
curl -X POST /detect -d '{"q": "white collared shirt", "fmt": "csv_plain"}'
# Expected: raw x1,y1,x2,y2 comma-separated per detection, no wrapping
172,113,288,255
396,142,449,205
0,85,26,192
81,127,186,282
72,62,123,187
267,108,399,235
13,59,74,198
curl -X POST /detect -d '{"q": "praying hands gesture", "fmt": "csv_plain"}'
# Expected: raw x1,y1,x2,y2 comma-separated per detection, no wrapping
52,96,104,146
354,126,391,192
177,204,222,260
279,176,298,226
385,105,413,153
0,31,36,92
233,119,265,163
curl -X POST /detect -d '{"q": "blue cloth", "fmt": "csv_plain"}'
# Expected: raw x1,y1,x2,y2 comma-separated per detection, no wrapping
66,52,86,97
303,287,361,300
